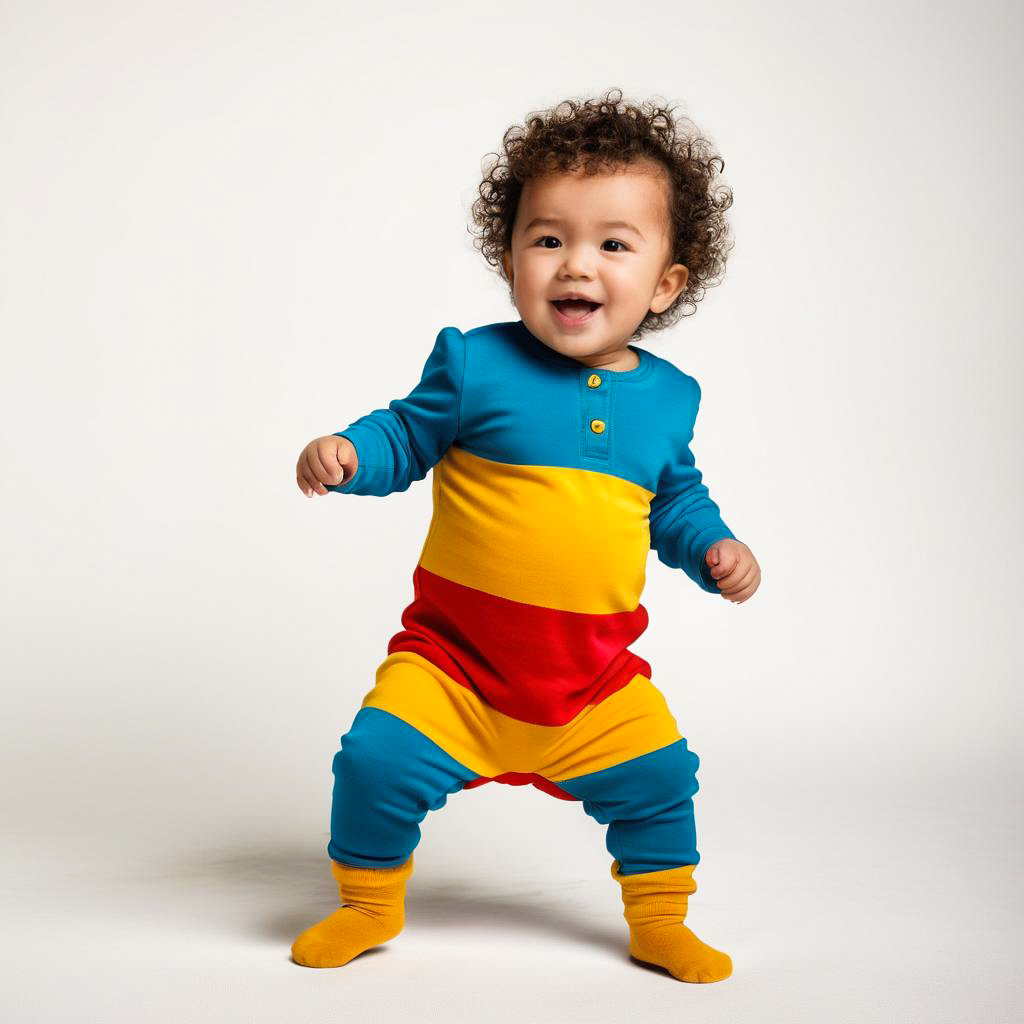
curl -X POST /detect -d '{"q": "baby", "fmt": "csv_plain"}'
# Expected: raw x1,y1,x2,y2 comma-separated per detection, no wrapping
291,88,761,984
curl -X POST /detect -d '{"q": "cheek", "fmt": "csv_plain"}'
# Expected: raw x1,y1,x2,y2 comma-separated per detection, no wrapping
602,267,640,300
616,264,659,296
516,261,548,298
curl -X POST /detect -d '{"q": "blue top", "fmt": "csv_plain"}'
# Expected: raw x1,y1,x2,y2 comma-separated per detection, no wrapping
329,319,737,594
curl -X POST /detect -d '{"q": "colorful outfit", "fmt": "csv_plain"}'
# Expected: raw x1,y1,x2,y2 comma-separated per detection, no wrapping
326,319,735,875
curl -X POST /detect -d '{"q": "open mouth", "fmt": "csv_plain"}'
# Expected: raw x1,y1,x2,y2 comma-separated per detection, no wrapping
551,298,602,324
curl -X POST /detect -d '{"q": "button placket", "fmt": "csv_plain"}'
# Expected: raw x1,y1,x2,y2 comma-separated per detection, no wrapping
581,370,610,461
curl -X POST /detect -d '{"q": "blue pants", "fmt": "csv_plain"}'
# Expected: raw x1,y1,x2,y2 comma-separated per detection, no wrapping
327,706,701,876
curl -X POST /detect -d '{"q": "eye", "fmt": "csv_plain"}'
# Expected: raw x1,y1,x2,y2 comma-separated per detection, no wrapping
535,235,561,249
602,239,628,252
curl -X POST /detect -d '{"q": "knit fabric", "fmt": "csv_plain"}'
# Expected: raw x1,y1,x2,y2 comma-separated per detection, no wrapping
325,320,735,858
291,855,414,968
331,318,733,717
611,859,733,983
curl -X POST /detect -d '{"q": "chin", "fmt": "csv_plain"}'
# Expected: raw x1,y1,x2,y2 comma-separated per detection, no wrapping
536,328,581,355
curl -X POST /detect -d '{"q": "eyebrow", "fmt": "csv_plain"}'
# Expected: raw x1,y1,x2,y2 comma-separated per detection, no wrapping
523,216,646,242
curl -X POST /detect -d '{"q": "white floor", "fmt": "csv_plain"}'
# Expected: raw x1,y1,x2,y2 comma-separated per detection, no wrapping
5,776,1020,1024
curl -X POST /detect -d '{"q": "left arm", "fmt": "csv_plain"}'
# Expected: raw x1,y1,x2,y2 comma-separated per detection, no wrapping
649,376,760,602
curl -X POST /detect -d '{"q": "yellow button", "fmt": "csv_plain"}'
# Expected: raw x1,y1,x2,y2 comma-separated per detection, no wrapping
590,419,606,434
587,373,602,388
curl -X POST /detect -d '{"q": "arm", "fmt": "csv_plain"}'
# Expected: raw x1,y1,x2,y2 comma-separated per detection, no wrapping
328,325,466,497
648,375,736,594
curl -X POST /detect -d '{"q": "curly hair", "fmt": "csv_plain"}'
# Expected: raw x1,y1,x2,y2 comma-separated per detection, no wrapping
469,87,734,339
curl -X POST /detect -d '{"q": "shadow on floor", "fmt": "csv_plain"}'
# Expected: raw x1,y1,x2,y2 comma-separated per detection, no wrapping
156,842,625,959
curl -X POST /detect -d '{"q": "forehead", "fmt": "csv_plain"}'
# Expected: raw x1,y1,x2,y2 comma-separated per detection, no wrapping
517,162,670,234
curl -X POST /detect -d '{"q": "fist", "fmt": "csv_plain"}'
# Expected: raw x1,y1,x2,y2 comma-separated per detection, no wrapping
296,435,358,497
705,538,761,604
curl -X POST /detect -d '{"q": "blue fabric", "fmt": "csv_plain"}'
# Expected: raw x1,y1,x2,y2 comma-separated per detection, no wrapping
328,707,478,868
331,325,466,497
329,319,735,594
328,709,702,874
558,739,702,874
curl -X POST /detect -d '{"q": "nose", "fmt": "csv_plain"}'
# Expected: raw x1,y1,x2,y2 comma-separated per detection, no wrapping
558,242,594,280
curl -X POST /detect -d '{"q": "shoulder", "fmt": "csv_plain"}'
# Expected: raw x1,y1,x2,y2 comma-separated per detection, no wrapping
418,325,468,384
461,319,522,348
427,321,523,410
641,348,702,409
457,319,542,382
630,350,708,457
462,320,515,339
434,320,523,366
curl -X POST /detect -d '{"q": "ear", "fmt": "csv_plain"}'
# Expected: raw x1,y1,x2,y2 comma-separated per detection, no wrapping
650,263,689,314
501,247,513,284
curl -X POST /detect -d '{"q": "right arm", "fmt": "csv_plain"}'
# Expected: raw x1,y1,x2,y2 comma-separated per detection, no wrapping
301,325,466,498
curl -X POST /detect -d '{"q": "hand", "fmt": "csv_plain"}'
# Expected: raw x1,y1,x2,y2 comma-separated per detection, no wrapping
296,435,358,497
705,538,760,604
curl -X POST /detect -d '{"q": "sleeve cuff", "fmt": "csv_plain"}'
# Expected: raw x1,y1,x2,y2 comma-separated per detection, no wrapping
327,428,373,493
697,529,737,593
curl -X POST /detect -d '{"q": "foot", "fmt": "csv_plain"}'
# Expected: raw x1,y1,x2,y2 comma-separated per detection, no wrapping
291,907,402,968
629,922,732,983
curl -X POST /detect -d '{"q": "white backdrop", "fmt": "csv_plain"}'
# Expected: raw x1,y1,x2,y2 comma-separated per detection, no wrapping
2,1,1021,1021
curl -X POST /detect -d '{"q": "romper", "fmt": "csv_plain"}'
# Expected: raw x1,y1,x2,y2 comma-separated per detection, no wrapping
324,320,735,874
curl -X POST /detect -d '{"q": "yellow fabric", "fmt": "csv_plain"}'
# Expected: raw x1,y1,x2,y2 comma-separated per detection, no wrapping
291,855,414,969
361,650,683,782
611,859,732,983
419,445,654,614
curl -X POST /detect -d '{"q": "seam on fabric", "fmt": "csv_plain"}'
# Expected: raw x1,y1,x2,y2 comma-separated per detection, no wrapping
456,326,466,441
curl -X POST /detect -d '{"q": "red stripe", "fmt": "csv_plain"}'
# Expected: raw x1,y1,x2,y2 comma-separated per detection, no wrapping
462,773,579,802
386,564,652,727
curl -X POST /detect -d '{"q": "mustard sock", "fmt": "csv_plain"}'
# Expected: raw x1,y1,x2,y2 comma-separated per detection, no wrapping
291,855,414,968
611,860,732,983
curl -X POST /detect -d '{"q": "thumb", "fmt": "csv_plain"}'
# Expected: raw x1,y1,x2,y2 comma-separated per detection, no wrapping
707,544,720,567
332,446,353,483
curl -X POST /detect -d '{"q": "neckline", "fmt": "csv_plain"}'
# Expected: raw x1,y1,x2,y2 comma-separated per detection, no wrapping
513,320,654,381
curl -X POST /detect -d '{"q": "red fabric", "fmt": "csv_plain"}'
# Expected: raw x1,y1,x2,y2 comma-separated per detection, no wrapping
462,773,579,802
386,565,653,727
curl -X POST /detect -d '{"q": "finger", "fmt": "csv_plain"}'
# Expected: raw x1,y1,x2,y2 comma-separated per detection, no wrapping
721,565,759,598
710,550,741,580
300,451,326,495
720,562,758,595
296,458,319,496
725,578,758,603
718,557,753,587
740,569,762,599
307,444,332,482
302,447,330,495
711,553,743,582
319,437,348,485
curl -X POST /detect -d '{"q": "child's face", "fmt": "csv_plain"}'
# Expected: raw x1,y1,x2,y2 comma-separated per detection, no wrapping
502,161,689,369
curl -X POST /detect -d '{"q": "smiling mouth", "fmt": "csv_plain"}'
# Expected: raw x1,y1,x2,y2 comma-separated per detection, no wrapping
551,298,602,322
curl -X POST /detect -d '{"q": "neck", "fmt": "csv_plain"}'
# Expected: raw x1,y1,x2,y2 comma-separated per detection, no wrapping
575,347,640,372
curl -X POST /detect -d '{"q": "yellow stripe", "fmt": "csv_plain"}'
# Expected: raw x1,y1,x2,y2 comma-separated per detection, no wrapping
360,651,683,782
419,446,655,614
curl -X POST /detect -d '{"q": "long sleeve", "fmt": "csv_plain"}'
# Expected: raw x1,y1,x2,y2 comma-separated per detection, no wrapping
648,375,736,594
328,325,466,497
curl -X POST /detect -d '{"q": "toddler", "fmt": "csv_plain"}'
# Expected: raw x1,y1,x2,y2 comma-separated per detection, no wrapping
291,88,761,984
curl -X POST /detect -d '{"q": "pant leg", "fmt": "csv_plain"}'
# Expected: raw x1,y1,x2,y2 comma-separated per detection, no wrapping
556,736,701,875
328,705,479,868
